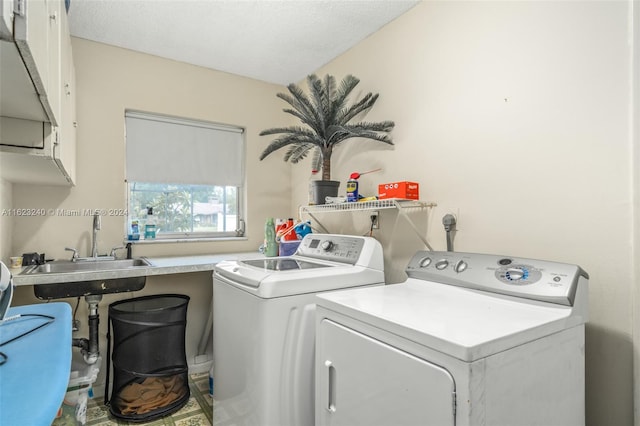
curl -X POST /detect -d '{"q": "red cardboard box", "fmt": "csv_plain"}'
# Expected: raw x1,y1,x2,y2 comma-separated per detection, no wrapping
378,181,420,200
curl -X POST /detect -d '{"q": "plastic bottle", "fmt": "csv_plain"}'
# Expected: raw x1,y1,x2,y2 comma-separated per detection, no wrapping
144,207,157,239
275,218,286,241
264,218,278,257
295,221,313,239
284,218,297,241
129,220,140,240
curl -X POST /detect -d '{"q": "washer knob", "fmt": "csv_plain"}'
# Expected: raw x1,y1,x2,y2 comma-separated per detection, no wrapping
321,240,334,251
435,259,449,270
454,260,467,273
419,257,432,268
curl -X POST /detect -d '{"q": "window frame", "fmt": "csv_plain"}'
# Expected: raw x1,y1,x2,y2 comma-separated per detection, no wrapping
124,111,246,242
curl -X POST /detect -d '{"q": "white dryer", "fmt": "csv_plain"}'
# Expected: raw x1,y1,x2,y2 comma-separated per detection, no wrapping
213,234,384,426
315,251,588,426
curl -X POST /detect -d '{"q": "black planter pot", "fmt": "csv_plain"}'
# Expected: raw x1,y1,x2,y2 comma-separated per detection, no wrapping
310,180,340,205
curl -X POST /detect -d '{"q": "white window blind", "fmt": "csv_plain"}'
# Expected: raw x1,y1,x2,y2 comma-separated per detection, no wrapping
125,111,244,186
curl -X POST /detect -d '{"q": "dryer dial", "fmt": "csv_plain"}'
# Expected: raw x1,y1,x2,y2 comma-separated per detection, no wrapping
495,264,542,285
505,268,526,281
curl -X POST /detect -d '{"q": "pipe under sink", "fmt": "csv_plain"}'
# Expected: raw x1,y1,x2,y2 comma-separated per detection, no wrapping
30,258,151,300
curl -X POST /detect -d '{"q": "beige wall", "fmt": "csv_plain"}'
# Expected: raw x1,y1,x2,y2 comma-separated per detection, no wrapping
9,37,294,391
12,37,293,260
292,2,633,425
2,2,637,423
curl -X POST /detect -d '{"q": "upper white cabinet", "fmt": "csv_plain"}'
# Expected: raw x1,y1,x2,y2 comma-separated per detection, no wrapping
0,0,77,186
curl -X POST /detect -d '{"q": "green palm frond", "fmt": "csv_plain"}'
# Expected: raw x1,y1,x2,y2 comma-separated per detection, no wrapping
276,92,322,135
334,75,360,108
259,73,395,180
322,75,336,116
343,121,396,133
284,143,316,164
308,75,327,133
337,93,379,124
259,126,307,136
259,134,318,160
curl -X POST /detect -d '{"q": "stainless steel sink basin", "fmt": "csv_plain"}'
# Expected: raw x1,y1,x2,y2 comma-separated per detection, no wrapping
25,258,150,274
30,258,151,300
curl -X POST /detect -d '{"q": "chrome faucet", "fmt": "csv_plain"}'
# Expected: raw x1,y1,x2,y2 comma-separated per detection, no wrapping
91,213,101,258
65,247,79,261
110,246,125,258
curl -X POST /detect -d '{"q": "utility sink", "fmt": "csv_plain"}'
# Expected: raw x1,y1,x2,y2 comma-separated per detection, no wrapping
30,258,151,300
25,258,150,274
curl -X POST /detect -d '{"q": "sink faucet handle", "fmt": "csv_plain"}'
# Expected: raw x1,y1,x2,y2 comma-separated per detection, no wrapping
65,247,79,261
109,246,126,258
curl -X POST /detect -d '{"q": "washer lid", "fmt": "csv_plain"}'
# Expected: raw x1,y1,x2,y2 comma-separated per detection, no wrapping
215,258,384,298
316,279,586,362
240,258,331,271
213,234,385,298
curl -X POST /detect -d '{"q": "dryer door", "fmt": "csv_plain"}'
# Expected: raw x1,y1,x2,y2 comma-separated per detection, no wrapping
317,319,456,426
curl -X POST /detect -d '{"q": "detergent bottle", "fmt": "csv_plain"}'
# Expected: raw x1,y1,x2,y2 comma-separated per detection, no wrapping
284,218,298,241
264,218,278,257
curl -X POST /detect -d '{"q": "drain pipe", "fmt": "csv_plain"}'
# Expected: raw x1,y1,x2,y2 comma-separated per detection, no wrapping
442,214,457,252
72,337,89,352
72,294,102,364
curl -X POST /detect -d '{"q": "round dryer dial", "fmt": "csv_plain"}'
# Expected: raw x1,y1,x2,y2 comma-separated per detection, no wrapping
495,263,542,285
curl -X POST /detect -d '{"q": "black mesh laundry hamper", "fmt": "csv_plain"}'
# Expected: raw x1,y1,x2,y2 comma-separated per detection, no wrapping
104,294,190,422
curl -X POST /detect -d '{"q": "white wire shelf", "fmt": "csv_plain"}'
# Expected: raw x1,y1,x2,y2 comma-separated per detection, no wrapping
299,199,437,250
300,199,437,214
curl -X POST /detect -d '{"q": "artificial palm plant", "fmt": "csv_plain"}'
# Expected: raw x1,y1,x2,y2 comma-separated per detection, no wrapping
259,74,394,202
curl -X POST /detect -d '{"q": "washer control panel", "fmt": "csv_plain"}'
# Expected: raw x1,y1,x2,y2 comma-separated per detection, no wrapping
406,251,588,306
297,234,366,264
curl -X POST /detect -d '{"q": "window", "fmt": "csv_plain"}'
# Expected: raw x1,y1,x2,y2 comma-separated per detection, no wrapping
125,111,245,240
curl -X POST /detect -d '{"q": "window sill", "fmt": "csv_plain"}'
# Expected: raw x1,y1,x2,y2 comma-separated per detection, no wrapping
123,236,248,244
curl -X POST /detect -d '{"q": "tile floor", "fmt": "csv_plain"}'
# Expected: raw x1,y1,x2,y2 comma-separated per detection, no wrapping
53,373,212,426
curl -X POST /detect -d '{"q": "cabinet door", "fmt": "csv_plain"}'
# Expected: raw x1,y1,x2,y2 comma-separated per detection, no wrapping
316,319,456,426
46,0,61,125
53,2,75,184
13,0,56,125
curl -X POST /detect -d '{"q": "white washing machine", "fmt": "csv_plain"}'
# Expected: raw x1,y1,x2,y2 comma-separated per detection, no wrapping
213,234,384,426
315,251,588,426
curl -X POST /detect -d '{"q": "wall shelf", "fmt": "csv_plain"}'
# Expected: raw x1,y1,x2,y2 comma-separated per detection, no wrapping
300,199,435,214
299,199,437,250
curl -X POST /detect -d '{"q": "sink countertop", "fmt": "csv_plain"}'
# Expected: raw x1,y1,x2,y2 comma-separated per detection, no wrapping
11,252,260,286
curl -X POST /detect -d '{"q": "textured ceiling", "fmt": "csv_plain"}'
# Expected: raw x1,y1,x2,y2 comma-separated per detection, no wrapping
67,0,419,85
